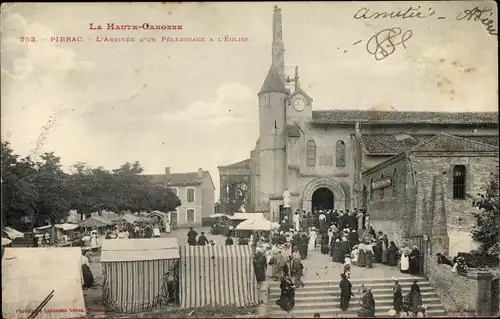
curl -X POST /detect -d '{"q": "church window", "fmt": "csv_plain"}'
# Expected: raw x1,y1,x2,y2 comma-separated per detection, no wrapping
369,178,374,201
319,155,333,166
307,140,316,166
380,174,385,200
336,140,346,167
453,165,466,199
392,168,397,197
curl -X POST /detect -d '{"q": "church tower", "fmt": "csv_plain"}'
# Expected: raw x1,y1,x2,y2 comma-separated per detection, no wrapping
257,5,288,211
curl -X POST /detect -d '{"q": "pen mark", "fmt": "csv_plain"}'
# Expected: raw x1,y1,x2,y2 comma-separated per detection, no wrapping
366,28,413,61
353,40,362,45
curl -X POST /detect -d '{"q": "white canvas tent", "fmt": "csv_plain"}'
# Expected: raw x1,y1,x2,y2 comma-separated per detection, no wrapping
2,247,86,319
229,213,265,221
3,227,24,239
235,217,272,231
100,238,180,313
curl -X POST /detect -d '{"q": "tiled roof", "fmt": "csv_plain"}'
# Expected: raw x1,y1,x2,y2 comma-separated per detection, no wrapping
312,110,498,125
360,134,498,155
218,159,250,169
144,172,207,186
286,124,301,137
412,133,499,152
259,66,287,94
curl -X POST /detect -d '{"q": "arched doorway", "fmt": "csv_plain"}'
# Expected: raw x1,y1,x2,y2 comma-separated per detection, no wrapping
312,187,334,211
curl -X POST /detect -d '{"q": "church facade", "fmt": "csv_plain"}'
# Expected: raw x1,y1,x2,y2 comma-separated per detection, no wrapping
218,6,499,230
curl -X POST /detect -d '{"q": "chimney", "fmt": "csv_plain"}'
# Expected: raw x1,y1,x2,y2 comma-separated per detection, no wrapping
197,168,203,177
165,167,170,175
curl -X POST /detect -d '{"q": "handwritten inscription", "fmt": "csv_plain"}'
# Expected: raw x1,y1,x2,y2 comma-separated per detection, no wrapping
354,6,435,20
457,7,497,35
366,28,413,61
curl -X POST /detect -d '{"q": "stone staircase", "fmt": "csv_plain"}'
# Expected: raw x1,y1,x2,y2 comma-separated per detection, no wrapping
268,277,448,318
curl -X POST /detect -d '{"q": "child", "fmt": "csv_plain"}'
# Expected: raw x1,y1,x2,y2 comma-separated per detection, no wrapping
344,253,352,274
351,245,359,266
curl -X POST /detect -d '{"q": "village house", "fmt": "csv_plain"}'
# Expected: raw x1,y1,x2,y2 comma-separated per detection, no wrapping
145,167,215,228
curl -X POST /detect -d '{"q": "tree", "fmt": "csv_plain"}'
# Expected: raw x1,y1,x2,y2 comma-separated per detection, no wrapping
1,142,38,230
471,168,499,256
32,152,71,244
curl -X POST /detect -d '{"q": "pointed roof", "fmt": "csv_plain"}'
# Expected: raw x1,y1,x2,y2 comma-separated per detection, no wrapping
289,87,313,102
259,66,287,94
411,133,498,152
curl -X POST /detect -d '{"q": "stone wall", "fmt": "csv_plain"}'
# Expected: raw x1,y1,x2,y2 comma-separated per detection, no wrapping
411,155,499,257
426,255,495,316
363,154,408,243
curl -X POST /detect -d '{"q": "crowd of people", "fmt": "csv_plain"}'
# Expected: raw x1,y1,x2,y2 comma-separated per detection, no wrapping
246,208,426,317
104,221,164,239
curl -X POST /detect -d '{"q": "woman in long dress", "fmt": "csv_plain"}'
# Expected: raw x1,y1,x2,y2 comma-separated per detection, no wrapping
276,274,295,313
90,230,99,251
393,278,404,315
358,243,366,267
308,227,317,251
387,241,399,266
364,243,374,268
293,212,301,232
400,247,411,274
381,236,389,264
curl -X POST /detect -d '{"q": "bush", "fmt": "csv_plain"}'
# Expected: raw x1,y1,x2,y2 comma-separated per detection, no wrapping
471,168,499,256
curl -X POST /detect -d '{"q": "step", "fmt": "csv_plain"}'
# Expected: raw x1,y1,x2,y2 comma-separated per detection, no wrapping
268,308,448,318
268,277,427,286
269,301,444,312
269,285,436,296
269,294,441,303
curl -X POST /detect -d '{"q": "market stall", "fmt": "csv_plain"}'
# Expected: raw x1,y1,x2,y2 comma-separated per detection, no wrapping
101,238,180,313
179,245,258,309
78,216,115,235
235,216,273,243
208,213,231,235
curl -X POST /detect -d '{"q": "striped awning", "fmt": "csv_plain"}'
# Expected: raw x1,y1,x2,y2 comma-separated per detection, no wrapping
179,245,258,309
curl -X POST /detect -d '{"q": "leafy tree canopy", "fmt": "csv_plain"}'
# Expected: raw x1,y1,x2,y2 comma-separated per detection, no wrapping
1,141,181,230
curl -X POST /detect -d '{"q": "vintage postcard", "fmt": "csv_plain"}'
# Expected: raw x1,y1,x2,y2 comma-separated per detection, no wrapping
1,1,498,318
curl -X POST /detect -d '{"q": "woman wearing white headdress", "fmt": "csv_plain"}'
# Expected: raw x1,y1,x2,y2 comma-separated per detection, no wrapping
400,246,411,273
308,227,317,251
293,211,301,232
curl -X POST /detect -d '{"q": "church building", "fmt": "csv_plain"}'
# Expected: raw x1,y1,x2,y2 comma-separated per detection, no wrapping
217,6,499,247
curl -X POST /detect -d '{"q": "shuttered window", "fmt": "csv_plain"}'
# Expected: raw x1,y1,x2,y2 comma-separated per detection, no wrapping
307,140,316,166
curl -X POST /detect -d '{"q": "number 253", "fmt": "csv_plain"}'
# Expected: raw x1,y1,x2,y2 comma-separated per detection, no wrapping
20,37,36,43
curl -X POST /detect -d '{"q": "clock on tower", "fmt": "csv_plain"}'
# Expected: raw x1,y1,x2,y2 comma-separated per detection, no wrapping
293,98,306,112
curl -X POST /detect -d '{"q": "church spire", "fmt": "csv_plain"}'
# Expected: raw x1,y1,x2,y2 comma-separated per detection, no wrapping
272,5,285,84
294,66,300,89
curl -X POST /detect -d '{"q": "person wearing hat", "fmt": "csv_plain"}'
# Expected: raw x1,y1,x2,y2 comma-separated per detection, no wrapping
340,236,351,264
333,238,342,263
351,245,360,266
290,253,305,288
392,278,403,316
358,287,376,318
358,243,366,267
344,253,352,274
187,227,198,246
364,242,374,268
339,272,355,311
308,227,317,252
197,232,209,246
409,245,420,275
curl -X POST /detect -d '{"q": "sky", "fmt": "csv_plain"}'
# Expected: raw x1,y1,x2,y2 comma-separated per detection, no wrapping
1,1,498,201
